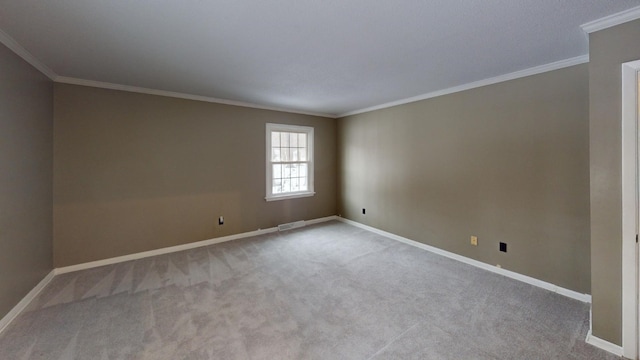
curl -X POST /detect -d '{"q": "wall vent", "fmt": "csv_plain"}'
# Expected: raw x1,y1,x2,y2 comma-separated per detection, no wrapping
278,220,306,232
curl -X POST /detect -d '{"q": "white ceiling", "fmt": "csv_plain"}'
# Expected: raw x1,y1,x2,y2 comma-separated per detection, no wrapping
1,1,640,117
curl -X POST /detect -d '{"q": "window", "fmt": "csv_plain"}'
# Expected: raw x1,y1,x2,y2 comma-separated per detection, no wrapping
266,123,314,201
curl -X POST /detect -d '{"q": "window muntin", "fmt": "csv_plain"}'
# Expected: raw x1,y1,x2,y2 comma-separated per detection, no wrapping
266,124,314,201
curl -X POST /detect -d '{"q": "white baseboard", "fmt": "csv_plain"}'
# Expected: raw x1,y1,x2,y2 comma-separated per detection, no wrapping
0,270,55,335
306,215,339,225
3,215,597,348
55,215,338,275
586,330,624,356
0,216,338,337
337,217,592,303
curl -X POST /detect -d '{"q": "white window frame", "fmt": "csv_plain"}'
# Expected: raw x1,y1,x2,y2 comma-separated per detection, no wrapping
265,123,315,201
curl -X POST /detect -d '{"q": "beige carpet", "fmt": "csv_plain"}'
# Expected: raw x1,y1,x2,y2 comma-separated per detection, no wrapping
0,221,617,359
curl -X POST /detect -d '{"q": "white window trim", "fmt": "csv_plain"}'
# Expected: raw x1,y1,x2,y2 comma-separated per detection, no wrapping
265,123,315,201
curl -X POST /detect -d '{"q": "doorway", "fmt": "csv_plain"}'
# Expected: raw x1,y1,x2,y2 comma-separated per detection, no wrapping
621,59,640,360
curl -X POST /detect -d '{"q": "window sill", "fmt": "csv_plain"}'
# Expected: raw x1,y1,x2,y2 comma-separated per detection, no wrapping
265,191,315,202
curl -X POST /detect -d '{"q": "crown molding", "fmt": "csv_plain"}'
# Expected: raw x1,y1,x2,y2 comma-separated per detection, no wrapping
55,76,336,118
0,26,332,118
0,18,599,120
581,5,640,34
0,28,57,80
337,55,589,118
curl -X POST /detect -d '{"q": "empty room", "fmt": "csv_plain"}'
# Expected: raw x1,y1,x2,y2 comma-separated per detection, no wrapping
2,1,640,359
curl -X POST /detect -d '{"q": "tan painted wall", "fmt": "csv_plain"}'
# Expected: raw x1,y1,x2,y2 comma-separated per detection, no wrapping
53,84,336,267
338,64,590,294
0,44,53,318
588,19,640,346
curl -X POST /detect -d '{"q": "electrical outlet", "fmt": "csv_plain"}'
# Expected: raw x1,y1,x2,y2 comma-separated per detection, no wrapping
218,216,224,225
499,242,507,252
470,236,478,246
362,208,366,215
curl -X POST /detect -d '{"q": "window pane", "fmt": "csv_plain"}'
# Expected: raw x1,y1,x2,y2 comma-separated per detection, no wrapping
290,163,299,177
299,177,308,191
281,132,290,147
282,179,291,193
273,179,282,194
267,125,313,198
273,164,282,179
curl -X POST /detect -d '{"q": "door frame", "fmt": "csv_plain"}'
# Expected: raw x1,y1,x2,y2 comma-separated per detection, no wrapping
621,59,640,360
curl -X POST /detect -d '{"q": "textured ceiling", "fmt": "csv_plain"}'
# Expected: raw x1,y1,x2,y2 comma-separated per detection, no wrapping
1,0,640,117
